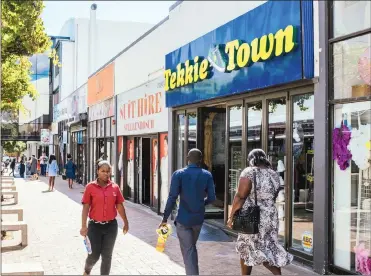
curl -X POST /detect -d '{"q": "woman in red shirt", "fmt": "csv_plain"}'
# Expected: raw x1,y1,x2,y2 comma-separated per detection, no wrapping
80,160,129,276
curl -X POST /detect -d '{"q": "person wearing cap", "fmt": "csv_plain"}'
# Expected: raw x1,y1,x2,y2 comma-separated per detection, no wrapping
159,148,216,275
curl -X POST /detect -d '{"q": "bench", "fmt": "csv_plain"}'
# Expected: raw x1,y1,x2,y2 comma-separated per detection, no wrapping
1,221,28,246
1,191,18,204
2,206,23,221
2,186,16,191
2,262,44,275
1,179,15,185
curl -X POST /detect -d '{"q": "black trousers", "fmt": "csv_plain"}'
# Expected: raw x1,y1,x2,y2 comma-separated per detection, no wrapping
84,219,118,275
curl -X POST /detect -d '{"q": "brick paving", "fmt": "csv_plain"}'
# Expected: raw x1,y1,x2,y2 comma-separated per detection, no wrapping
1,176,317,275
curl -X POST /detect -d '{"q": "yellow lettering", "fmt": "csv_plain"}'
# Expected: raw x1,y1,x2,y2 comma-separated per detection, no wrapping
236,43,251,68
184,60,194,85
176,63,185,87
225,40,240,71
199,59,210,80
251,33,275,62
193,56,200,82
164,69,171,92
170,72,177,90
274,25,296,56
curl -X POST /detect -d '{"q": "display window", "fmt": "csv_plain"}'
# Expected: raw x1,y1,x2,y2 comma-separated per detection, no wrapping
332,1,370,38
159,133,169,213
332,34,371,100
332,101,371,274
126,138,135,199
152,138,159,210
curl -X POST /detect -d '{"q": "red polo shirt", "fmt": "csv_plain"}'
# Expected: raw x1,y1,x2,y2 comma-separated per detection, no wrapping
81,180,124,222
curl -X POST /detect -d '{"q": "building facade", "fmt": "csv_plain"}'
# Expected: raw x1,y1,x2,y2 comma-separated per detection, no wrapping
86,63,115,183
116,76,168,213
51,12,154,179
80,0,370,274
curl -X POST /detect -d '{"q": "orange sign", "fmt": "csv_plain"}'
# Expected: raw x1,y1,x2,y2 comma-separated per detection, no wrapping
88,63,114,106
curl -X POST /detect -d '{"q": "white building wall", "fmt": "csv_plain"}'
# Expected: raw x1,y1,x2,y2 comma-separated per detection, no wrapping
115,1,267,94
60,41,75,101
115,1,320,94
57,18,153,96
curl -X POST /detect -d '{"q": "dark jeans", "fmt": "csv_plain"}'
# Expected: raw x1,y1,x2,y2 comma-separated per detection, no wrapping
84,219,118,275
176,222,202,275
40,164,46,176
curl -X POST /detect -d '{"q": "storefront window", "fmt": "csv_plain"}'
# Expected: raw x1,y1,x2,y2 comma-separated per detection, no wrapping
333,101,371,273
268,98,287,243
247,102,262,153
176,114,186,169
187,112,197,151
333,1,370,38
159,133,169,213
332,34,371,99
291,94,315,254
126,139,135,199
228,105,243,215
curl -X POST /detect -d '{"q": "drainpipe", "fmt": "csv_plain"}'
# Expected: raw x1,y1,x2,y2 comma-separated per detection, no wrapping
88,3,97,75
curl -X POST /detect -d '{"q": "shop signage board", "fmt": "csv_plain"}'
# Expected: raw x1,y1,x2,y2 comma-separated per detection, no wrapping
88,97,114,121
87,63,114,107
117,77,167,136
165,0,314,107
53,84,87,123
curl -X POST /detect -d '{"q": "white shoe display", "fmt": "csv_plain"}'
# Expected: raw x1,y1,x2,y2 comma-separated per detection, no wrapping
277,160,285,172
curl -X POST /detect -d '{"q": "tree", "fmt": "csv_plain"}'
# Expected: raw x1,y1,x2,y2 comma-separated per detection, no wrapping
1,1,59,114
3,141,27,157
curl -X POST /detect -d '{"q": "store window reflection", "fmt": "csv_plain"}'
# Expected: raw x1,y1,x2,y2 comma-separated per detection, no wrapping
176,114,186,169
187,112,197,151
291,94,315,254
247,102,262,153
228,105,243,215
333,101,371,273
333,34,371,99
333,1,370,38
268,98,287,243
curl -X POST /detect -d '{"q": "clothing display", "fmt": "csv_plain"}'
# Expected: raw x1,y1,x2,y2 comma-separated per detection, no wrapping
333,123,352,170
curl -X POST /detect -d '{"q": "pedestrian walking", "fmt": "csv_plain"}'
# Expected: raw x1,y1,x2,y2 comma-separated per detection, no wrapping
19,159,25,178
26,157,32,176
9,159,16,176
39,152,48,176
80,160,129,276
227,149,293,275
160,148,216,275
47,155,58,191
30,155,38,180
64,154,76,189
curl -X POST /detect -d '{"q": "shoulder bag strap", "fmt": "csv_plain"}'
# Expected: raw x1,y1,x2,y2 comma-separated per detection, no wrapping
253,170,258,206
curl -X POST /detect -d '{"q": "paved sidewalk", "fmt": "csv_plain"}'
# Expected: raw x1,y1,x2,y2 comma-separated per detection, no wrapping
1,176,316,275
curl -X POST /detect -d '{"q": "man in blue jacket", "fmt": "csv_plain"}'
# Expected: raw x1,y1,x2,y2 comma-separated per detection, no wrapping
160,148,216,275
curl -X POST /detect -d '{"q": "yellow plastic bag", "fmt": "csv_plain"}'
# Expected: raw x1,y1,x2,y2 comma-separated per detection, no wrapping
156,224,172,252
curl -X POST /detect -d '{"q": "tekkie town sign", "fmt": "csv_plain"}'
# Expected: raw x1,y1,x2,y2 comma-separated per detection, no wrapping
164,25,297,91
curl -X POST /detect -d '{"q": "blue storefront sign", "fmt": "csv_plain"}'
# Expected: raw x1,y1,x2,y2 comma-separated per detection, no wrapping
165,0,314,107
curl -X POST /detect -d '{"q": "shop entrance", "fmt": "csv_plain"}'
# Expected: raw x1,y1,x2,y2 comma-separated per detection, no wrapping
199,106,226,219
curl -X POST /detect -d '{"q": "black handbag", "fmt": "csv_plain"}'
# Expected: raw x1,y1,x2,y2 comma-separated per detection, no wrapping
232,170,260,234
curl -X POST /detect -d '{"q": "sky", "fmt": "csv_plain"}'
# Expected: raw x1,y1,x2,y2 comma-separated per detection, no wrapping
41,1,177,36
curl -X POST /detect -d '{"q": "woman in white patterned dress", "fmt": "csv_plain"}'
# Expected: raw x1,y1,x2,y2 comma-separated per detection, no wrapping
227,149,292,275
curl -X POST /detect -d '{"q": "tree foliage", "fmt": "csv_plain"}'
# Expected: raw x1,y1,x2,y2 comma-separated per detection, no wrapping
3,141,27,156
1,1,59,114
